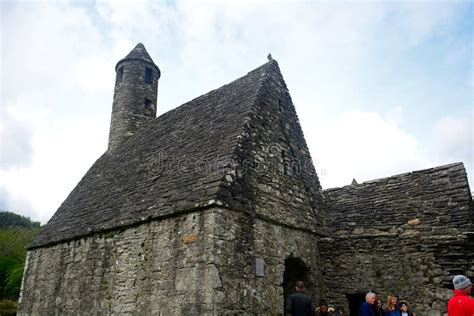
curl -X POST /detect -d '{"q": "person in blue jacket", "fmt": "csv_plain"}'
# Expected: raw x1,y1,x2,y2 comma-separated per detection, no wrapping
384,295,400,316
359,292,377,316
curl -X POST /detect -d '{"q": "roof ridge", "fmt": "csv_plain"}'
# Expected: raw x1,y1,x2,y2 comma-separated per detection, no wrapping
323,162,466,192
173,60,276,111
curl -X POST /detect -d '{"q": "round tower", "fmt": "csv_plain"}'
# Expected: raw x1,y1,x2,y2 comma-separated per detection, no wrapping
108,43,160,152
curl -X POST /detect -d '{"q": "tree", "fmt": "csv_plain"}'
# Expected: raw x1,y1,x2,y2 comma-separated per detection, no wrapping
0,211,40,229
4,262,24,299
0,211,41,300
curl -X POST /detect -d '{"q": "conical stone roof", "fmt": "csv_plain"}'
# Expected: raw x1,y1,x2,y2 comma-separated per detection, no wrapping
115,43,159,73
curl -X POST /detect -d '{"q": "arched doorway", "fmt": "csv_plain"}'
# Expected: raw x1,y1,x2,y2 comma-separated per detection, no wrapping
282,257,310,315
347,293,366,316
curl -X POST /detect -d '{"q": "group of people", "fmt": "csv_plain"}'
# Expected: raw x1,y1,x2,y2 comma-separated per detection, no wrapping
286,275,474,316
287,290,414,316
358,292,415,316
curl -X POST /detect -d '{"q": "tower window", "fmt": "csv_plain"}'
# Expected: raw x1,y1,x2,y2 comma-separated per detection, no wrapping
281,150,290,175
278,99,284,112
117,67,124,83
144,67,153,84
144,98,153,110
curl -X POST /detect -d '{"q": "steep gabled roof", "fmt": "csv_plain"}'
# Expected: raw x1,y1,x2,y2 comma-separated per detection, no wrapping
31,60,323,249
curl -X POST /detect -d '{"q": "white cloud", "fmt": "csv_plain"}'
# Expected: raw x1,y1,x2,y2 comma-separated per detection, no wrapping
390,2,464,47
0,185,33,216
432,117,473,158
430,116,473,179
2,3,101,96
0,117,107,223
0,108,33,170
308,110,474,190
306,110,429,189
1,2,111,222
384,106,404,127
1,0,471,222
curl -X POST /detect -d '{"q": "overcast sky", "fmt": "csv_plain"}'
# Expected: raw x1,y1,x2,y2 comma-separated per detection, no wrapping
1,0,472,224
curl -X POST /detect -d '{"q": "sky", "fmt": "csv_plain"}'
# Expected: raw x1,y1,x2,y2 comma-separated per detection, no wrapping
0,0,472,224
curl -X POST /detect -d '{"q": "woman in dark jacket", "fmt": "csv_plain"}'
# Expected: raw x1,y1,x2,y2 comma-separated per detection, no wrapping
374,298,385,316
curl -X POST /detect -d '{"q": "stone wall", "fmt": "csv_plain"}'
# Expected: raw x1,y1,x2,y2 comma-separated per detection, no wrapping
227,61,324,234
19,207,322,315
319,163,473,315
19,208,217,315
211,208,323,314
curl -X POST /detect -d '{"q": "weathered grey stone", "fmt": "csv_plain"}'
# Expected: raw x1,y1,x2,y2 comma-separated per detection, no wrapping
108,43,160,152
321,163,473,315
18,43,473,315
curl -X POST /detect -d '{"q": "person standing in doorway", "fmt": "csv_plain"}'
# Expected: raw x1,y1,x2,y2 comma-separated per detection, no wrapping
448,275,474,316
359,292,377,316
286,281,315,316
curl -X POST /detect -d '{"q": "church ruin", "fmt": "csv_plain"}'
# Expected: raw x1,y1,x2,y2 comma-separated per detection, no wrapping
18,44,473,315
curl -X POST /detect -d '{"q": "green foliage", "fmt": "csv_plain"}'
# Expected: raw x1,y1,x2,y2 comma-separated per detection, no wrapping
2,227,40,255
0,299,18,315
0,258,17,299
5,262,25,299
0,211,41,301
0,211,40,229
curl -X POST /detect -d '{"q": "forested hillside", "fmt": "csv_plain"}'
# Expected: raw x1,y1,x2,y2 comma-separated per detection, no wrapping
0,211,41,304
0,211,40,229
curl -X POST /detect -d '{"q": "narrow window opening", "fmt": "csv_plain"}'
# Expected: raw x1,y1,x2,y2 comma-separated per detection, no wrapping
144,67,153,84
117,67,124,83
282,150,290,176
144,98,153,110
278,99,284,112
291,159,300,175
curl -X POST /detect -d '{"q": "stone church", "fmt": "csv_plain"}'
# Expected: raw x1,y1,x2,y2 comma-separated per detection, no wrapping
18,44,473,315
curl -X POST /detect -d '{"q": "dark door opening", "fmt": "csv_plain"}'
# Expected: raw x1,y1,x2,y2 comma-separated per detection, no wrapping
282,257,310,316
347,293,366,316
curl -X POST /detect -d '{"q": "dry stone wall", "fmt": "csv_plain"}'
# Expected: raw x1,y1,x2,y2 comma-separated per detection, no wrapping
227,61,324,234
320,163,473,315
19,207,323,315
211,208,323,314
20,209,219,315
